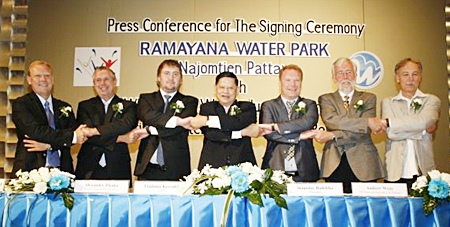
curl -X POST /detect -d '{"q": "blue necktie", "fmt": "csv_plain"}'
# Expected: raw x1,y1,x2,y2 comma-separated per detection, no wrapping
156,95,171,166
44,101,60,167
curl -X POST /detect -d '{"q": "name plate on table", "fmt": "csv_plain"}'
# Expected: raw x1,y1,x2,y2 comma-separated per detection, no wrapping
133,181,187,195
351,183,408,197
74,180,129,194
0,179,5,192
287,183,344,196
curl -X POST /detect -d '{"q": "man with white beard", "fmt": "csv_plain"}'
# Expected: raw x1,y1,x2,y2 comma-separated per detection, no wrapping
313,57,385,193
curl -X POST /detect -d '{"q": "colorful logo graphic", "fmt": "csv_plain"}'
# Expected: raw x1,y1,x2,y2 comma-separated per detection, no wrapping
350,51,383,89
73,47,121,86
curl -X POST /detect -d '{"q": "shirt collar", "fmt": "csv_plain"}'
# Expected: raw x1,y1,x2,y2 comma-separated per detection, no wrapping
160,90,177,101
101,96,114,106
338,90,354,101
281,96,298,105
36,94,53,111
392,89,427,101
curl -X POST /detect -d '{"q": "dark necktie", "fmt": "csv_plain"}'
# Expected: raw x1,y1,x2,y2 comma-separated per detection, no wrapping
343,95,350,109
44,101,60,167
156,95,171,166
99,102,108,167
285,100,296,160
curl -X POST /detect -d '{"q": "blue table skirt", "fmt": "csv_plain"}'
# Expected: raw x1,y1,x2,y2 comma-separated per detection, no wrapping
0,193,448,227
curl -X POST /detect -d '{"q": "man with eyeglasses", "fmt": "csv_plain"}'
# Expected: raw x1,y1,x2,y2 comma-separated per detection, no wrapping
313,57,385,193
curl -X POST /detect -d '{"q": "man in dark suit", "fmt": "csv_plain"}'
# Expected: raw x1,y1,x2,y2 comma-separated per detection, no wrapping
133,59,198,180
259,64,319,182
190,72,262,169
12,60,86,175
76,66,138,182
313,57,386,193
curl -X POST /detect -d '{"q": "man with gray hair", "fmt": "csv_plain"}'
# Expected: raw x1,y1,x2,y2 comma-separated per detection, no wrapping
382,58,440,191
313,57,385,193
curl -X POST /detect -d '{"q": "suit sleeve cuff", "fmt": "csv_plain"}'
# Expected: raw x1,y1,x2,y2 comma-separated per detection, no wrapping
149,126,159,135
207,116,221,129
72,132,77,144
165,116,178,128
232,131,242,139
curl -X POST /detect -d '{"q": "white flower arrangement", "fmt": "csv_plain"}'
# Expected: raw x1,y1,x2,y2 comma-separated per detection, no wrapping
170,100,185,115
5,167,75,210
410,170,450,215
112,102,124,117
293,101,307,114
411,98,422,112
353,99,364,111
229,105,242,116
182,162,293,209
59,106,72,118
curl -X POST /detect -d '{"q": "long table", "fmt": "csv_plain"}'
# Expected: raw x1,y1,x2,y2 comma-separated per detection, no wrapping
0,193,448,226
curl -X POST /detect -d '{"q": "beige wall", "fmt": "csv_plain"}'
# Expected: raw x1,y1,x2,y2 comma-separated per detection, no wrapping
25,0,449,178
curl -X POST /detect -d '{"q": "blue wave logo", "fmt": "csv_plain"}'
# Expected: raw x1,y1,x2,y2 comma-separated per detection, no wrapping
350,51,383,89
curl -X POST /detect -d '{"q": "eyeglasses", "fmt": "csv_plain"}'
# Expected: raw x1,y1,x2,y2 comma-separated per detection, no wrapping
336,70,354,76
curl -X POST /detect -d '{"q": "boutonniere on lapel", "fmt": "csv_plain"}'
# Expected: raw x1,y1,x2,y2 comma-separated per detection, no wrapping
229,105,242,116
411,98,422,112
170,100,185,115
353,100,364,111
293,101,307,114
112,102,123,117
58,106,72,118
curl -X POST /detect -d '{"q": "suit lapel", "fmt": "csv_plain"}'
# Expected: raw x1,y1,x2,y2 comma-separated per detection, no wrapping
52,99,63,128
332,91,347,114
215,101,228,115
31,93,58,129
349,91,361,115
165,92,180,115
30,93,48,122
291,96,304,119
393,98,409,116
104,95,119,124
155,92,166,113
275,96,289,121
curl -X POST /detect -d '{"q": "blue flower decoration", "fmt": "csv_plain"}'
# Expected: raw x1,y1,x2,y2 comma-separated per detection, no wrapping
428,179,450,199
230,171,249,193
226,165,241,176
49,174,71,191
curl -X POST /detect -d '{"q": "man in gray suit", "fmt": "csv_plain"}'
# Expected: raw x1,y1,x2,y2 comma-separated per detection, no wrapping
313,57,385,193
259,64,319,182
382,58,440,191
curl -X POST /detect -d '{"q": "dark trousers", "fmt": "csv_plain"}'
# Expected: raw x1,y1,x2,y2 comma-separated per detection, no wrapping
137,163,175,180
90,165,132,187
325,153,359,193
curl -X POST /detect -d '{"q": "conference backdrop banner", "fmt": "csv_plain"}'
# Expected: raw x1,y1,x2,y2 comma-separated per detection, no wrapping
26,0,448,172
